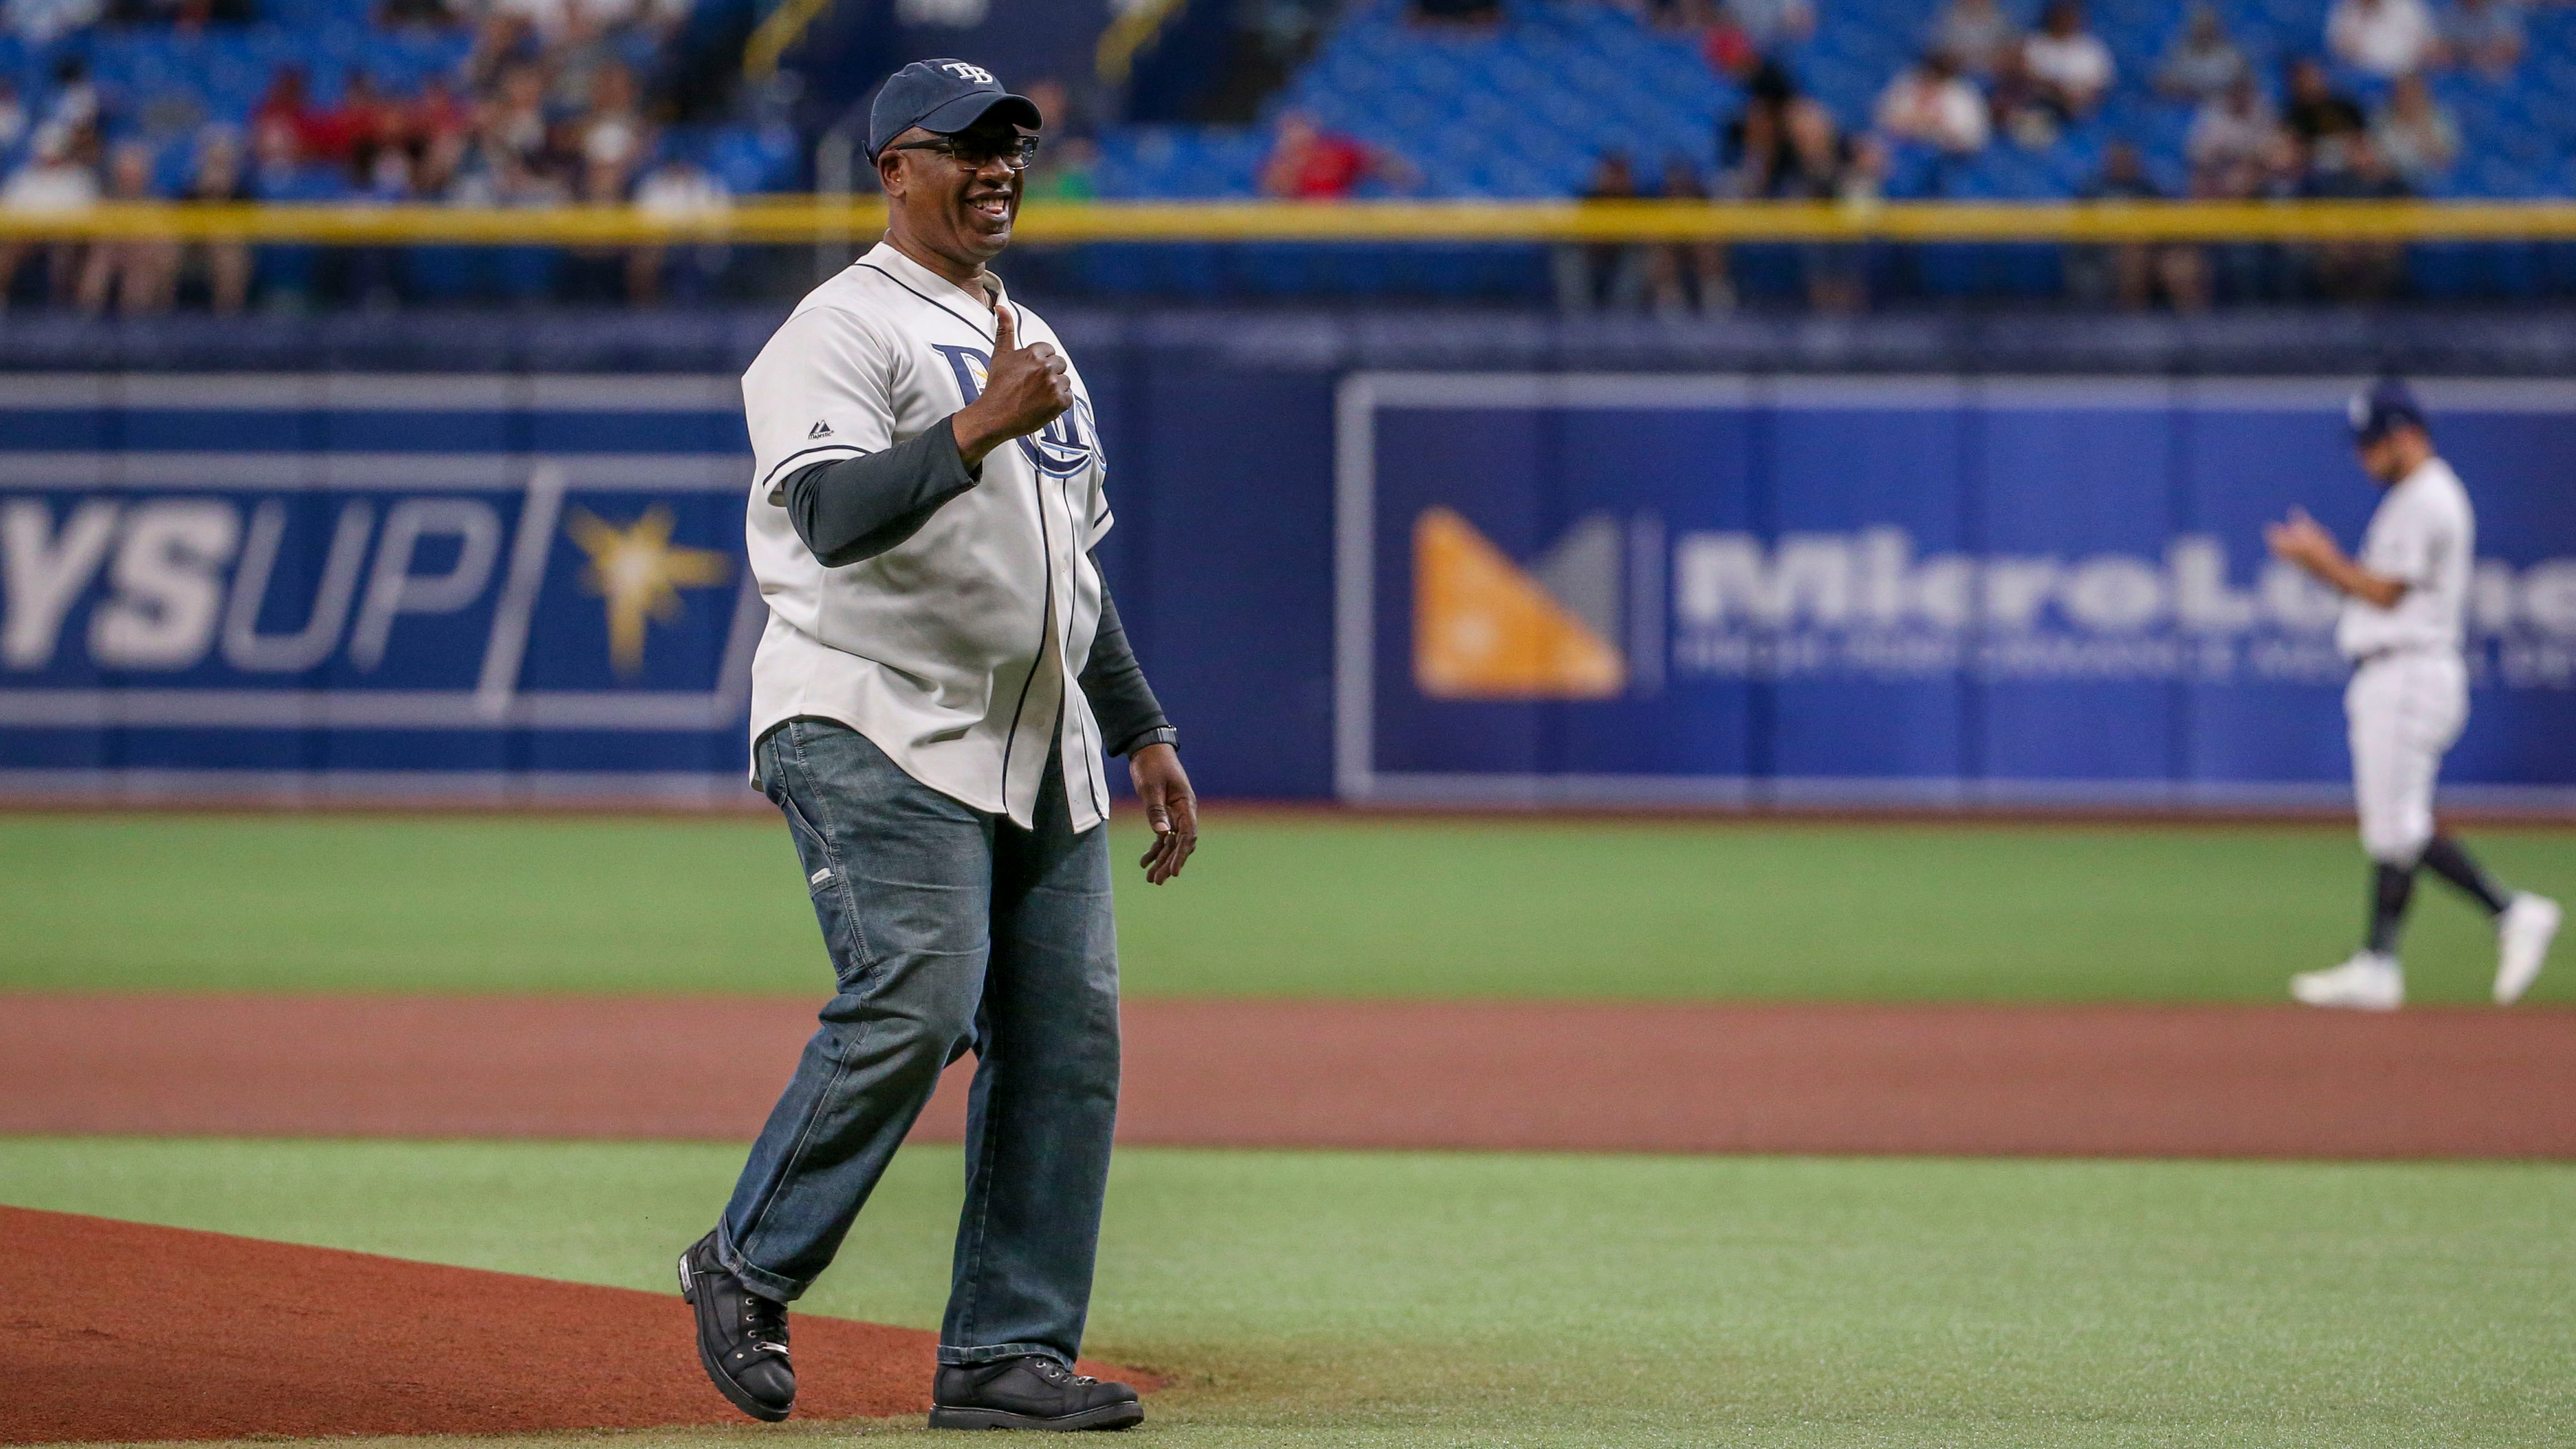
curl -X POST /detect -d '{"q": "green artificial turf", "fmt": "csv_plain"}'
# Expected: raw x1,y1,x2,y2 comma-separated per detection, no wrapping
4,813,2572,1003
3,1138,2570,1447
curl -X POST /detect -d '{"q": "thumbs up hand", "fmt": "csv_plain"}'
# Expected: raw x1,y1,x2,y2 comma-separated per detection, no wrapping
953,305,1073,467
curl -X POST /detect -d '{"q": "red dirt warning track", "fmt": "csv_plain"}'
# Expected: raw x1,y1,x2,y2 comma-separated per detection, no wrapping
6,994,2574,1158
0,1205,1149,1445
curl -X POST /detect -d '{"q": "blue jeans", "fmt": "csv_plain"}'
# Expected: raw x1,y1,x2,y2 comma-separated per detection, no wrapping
716,718,1121,1369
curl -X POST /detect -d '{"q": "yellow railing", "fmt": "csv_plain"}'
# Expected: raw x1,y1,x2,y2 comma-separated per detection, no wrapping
9,198,2576,245
1096,0,1193,86
741,0,835,80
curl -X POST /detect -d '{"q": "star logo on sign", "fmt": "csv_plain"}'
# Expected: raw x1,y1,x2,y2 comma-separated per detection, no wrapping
564,504,734,679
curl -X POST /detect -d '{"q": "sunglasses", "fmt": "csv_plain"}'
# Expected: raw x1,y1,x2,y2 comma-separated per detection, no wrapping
888,135,1042,172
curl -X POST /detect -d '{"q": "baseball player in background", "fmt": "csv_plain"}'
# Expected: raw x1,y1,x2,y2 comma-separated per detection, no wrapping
2265,379,2558,1010
674,58,1195,1431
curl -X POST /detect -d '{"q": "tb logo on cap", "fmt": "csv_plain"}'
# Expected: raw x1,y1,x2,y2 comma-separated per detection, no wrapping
941,62,994,83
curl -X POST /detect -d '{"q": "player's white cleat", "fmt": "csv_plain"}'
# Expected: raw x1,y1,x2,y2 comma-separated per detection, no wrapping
2495,893,2561,1006
2291,953,2405,1011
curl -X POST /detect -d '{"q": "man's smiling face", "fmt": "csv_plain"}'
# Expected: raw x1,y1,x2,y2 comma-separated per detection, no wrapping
880,118,1032,274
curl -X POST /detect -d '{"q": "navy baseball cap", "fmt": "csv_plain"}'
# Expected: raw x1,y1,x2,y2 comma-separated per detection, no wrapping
867,59,1042,161
2349,379,2429,444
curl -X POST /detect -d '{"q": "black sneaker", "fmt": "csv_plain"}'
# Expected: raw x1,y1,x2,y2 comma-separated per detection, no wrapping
928,1354,1143,1431
676,1231,795,1421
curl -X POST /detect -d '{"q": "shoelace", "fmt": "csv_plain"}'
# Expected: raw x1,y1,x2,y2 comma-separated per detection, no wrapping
742,1295,790,1354
1032,1360,1096,1386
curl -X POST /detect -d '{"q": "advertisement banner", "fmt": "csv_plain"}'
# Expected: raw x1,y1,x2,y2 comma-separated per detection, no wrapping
0,376,761,801
1337,375,2576,807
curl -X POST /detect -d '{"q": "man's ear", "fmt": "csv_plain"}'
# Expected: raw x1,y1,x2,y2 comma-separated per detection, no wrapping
877,153,905,199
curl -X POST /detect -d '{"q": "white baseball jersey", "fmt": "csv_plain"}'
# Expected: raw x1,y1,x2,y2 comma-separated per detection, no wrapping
741,241,1115,831
2335,456,2473,661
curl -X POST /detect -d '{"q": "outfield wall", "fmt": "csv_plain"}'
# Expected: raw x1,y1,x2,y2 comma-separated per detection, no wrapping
3,352,2572,807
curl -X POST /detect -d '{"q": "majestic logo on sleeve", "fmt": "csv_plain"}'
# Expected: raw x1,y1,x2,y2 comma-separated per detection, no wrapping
932,342,1097,479
808,420,833,438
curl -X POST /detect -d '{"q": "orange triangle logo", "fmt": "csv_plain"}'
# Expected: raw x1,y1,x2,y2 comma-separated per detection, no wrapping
1413,507,1625,699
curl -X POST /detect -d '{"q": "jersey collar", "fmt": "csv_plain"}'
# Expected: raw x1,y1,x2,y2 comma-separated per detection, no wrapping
861,241,1008,329
2394,455,2448,496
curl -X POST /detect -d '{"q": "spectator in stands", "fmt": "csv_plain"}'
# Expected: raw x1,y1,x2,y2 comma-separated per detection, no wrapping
1700,0,1814,73
2022,2,2113,120
2156,4,2252,100
574,61,646,194
1411,0,1501,28
2283,57,2367,171
303,69,392,167
634,153,728,218
421,126,484,202
183,128,251,315
482,62,553,175
1877,50,1989,154
2188,74,2285,176
111,0,249,23
462,13,543,98
2073,140,2210,312
1726,0,1814,50
2303,133,2410,300
2328,0,2439,78
0,82,24,155
2,120,97,210
2443,0,2526,78
252,66,315,139
1651,0,1712,39
248,112,352,311
1930,0,2018,75
406,75,472,154
0,123,97,308
562,57,641,301
3,0,101,45
2195,139,2278,301
1016,79,1099,202
1260,110,1413,198
41,56,100,139
1646,156,1732,315
1774,99,1870,311
2372,72,2459,184
1024,136,1099,201
357,131,415,200
1984,45,2062,148
547,1,624,115
77,142,178,316
1019,79,1093,146
627,153,730,304
251,115,347,203
1554,150,1649,313
503,0,686,36
494,0,654,37
2309,131,2411,198
378,0,458,25
1716,56,1798,193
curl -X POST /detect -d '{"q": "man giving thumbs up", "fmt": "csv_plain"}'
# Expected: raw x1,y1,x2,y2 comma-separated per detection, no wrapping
680,56,1192,1435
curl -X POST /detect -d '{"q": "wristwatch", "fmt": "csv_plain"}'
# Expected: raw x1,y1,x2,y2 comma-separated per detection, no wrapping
1119,726,1179,756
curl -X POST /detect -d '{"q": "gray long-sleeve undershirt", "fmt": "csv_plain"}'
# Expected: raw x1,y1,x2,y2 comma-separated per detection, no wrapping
779,418,1173,757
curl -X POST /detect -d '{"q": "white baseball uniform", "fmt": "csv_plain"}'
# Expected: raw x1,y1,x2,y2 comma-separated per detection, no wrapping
740,241,1115,831
2336,455,2474,865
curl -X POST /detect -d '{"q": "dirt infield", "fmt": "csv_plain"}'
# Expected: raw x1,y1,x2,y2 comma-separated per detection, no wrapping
0,1205,1150,1445
7,994,2573,1158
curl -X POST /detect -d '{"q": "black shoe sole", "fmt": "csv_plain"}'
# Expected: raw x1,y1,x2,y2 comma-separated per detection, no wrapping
926,1401,1145,1431
679,1247,793,1423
